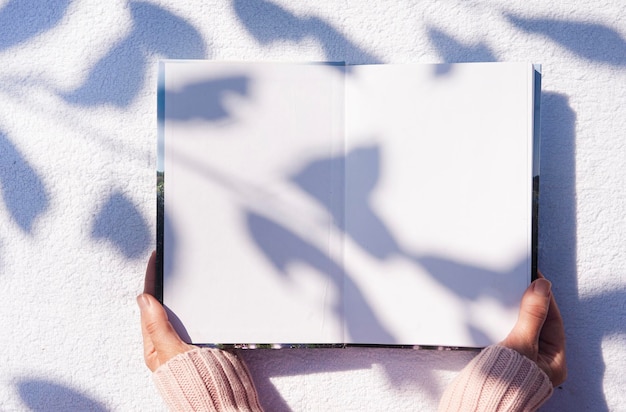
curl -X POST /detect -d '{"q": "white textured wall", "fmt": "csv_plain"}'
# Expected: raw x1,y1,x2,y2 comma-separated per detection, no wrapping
0,0,624,411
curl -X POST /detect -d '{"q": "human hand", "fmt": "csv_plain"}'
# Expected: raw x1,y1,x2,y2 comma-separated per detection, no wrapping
138,251,194,372
500,272,567,387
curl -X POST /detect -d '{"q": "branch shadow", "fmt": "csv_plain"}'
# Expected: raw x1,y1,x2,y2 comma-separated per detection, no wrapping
427,27,497,66
62,1,207,107
291,144,525,345
232,0,381,67
244,139,530,402
164,76,250,122
0,0,71,51
413,256,526,308
505,14,626,66
411,255,528,346
246,211,395,344
0,130,49,234
91,190,150,259
154,45,593,409
17,378,107,411
292,145,400,260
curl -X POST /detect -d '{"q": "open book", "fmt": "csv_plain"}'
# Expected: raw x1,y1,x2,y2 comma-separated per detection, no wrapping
157,61,541,348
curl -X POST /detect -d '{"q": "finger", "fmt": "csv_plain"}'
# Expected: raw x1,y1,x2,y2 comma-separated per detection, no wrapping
539,289,567,386
137,293,190,371
537,272,565,351
144,250,157,296
140,252,158,371
541,288,563,339
518,279,552,343
138,296,157,370
501,278,552,360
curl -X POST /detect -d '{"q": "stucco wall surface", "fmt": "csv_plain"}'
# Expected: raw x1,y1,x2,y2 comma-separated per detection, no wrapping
0,1,624,411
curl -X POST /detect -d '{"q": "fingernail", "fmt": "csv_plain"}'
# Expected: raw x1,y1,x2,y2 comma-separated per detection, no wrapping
137,294,151,309
533,279,551,297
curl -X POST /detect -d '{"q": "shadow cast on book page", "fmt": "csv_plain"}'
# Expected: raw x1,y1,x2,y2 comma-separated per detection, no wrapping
160,61,536,348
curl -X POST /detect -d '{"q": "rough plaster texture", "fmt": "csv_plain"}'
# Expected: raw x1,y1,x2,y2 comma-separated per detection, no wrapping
0,0,624,411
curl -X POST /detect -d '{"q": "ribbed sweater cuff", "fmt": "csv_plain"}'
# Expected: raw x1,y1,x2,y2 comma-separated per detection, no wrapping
438,345,553,412
153,348,263,412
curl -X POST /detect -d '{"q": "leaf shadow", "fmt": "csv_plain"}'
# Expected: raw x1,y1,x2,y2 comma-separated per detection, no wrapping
427,27,497,62
505,14,626,66
164,76,250,122
291,145,401,261
246,211,395,344
290,143,525,346
0,0,71,51
61,1,207,107
232,0,381,67
426,27,498,75
91,190,151,259
0,130,49,234
17,378,107,412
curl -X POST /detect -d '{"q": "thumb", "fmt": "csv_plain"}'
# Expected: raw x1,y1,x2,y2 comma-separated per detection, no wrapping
138,293,191,371
501,278,552,360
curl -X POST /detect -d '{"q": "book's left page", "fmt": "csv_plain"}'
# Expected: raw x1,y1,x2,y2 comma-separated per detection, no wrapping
158,61,345,344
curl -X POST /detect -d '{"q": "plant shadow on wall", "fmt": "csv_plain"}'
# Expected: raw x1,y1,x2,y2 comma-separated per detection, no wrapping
428,24,620,409
61,1,208,107
75,1,210,258
17,378,108,412
0,0,71,51
0,0,623,409
232,0,381,66
0,131,49,235
92,190,151,260
427,27,497,66
505,14,626,67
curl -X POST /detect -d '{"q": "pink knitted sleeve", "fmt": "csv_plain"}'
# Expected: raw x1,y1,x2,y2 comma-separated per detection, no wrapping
438,345,553,412
153,347,263,412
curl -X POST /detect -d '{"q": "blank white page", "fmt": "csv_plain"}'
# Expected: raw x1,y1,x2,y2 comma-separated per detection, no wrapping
343,63,535,347
161,61,345,344
161,61,536,347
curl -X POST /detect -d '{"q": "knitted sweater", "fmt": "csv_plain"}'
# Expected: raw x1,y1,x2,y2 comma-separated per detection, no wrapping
154,348,263,411
438,345,553,411
154,345,553,412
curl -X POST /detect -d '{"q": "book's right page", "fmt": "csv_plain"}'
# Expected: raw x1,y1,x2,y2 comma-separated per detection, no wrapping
343,63,535,347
